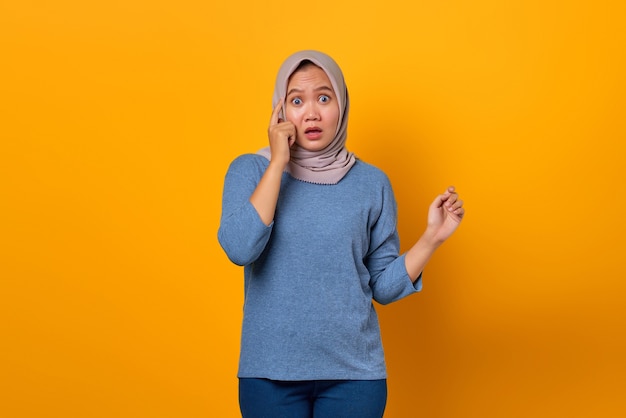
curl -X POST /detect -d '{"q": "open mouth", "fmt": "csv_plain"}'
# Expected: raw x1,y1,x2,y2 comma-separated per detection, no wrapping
305,127,322,134
304,126,322,141
304,127,323,140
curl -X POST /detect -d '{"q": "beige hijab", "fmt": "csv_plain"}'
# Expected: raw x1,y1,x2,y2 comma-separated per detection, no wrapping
257,50,356,185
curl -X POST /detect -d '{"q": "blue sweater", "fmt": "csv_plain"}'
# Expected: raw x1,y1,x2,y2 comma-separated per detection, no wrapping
218,154,422,380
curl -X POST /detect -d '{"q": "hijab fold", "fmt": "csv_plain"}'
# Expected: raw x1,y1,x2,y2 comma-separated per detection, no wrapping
257,50,356,185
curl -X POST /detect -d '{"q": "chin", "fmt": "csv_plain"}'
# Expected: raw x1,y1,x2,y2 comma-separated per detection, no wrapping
297,140,333,152
301,145,326,153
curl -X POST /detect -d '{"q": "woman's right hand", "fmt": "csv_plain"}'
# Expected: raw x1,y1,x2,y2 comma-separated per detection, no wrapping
249,100,295,226
267,99,296,168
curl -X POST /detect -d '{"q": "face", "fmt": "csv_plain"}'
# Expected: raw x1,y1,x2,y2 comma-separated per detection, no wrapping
284,65,340,152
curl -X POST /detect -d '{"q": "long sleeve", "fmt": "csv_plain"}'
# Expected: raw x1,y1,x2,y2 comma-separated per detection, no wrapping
365,177,422,305
217,155,273,266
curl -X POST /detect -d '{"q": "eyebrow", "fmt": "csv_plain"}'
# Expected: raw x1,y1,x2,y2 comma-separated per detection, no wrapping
286,86,334,97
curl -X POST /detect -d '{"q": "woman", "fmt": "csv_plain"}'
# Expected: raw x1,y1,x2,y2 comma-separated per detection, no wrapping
218,50,464,417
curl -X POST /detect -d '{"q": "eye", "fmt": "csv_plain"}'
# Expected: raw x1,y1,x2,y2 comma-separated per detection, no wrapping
291,97,302,106
319,95,330,103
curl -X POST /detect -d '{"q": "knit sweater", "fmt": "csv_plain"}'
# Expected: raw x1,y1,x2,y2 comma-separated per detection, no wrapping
218,154,422,380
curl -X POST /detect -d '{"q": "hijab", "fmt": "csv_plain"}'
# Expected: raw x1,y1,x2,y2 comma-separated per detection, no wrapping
257,50,356,185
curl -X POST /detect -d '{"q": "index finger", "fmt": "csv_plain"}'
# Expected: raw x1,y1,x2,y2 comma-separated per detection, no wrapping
270,99,284,126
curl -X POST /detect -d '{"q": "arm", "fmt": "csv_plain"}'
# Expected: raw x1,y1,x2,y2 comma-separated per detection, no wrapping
217,156,274,265
366,177,420,305
404,186,465,281
217,101,296,264
249,100,295,225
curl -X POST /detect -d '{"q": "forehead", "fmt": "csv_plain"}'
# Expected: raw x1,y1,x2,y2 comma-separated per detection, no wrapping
287,65,334,91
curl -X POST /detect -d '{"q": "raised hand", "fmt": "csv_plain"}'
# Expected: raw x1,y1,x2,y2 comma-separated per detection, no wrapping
425,186,465,245
249,101,296,226
267,100,296,168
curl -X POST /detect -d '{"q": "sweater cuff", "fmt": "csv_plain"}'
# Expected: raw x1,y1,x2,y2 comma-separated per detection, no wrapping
218,201,273,266
399,253,422,292
412,271,423,291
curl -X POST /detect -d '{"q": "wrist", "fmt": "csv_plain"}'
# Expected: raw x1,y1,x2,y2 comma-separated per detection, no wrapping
420,228,445,249
268,159,288,172
405,233,440,281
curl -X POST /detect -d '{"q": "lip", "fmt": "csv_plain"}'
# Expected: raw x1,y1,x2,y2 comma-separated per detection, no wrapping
304,126,323,140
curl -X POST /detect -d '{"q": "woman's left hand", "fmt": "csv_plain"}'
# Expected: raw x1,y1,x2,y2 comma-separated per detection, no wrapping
424,186,465,245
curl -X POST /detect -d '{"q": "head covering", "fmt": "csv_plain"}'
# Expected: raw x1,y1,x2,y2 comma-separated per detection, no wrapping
257,50,356,185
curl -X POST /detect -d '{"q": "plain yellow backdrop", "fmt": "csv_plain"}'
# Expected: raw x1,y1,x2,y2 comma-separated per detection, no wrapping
2,0,625,417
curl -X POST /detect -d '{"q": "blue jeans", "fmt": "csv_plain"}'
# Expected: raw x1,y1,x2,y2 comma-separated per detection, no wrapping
239,378,387,418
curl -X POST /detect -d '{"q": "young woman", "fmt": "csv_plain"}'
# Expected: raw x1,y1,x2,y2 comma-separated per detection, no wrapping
218,50,464,418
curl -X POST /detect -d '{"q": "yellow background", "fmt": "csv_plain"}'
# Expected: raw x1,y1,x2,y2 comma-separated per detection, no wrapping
2,0,625,417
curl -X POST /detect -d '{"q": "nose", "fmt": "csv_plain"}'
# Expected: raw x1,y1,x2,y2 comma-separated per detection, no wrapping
304,103,320,121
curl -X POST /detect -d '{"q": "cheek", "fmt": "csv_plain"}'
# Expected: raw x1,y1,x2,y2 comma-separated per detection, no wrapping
327,107,340,128
284,106,301,123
